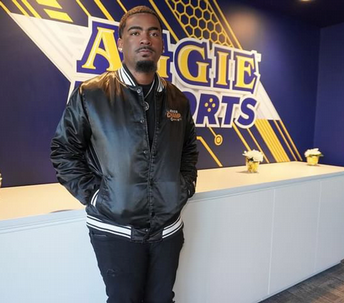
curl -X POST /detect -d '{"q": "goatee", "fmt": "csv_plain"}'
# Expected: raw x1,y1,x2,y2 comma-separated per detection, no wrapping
136,60,156,73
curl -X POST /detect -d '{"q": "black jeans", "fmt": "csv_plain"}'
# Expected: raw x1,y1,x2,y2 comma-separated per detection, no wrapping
89,229,184,303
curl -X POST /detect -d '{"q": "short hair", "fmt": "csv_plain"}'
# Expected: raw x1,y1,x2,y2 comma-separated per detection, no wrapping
118,6,163,38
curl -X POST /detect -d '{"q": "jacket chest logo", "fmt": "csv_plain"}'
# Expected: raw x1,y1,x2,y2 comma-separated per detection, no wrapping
166,109,182,122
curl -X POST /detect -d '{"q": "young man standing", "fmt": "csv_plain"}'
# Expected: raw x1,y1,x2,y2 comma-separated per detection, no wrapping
51,5,198,303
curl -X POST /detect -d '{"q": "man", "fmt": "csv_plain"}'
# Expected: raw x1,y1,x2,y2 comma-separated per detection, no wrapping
51,5,198,303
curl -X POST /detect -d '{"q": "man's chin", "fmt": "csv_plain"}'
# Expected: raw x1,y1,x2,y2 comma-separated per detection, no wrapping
135,60,156,73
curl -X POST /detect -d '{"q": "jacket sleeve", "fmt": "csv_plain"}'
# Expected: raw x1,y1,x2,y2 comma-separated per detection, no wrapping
50,87,101,205
181,101,199,198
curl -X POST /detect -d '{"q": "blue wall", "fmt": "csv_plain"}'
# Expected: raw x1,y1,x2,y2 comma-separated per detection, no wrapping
315,23,344,166
0,1,338,187
0,11,70,186
223,1,320,164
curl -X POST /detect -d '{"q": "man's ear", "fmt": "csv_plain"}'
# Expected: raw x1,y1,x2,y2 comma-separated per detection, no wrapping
117,38,123,52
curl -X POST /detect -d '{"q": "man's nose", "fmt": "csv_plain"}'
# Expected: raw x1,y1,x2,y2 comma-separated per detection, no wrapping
140,32,152,45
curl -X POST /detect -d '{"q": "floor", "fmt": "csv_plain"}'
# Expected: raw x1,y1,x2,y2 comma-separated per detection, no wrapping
260,261,344,303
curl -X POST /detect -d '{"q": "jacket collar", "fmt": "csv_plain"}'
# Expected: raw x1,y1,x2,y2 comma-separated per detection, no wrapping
117,64,165,93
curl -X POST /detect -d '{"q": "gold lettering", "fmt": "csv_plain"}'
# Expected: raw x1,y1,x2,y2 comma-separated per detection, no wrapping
82,27,121,71
215,50,229,86
177,44,209,84
235,55,255,90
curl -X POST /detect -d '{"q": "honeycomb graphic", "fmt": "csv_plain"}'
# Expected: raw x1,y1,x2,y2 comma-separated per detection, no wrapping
166,0,232,46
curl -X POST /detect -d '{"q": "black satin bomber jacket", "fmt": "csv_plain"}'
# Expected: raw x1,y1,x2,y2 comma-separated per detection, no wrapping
51,67,198,242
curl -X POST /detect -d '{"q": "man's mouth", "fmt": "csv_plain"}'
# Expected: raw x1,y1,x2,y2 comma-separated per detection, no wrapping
137,47,154,53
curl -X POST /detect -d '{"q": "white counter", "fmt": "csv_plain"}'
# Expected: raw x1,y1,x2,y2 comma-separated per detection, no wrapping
1,161,343,220
1,161,344,303
176,162,344,302
197,161,344,195
0,183,82,220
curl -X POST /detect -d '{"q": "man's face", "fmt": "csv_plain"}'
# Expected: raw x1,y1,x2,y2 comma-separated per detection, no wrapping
118,13,164,74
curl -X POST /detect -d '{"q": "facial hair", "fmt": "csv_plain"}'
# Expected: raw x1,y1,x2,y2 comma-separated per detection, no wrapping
135,60,156,73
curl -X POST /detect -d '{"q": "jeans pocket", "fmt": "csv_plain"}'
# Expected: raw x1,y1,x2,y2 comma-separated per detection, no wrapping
89,229,108,241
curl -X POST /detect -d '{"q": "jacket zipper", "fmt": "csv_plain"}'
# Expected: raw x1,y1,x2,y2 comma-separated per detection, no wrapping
138,88,157,231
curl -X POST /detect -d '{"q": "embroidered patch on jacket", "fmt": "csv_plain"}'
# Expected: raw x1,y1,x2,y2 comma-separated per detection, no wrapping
166,109,182,121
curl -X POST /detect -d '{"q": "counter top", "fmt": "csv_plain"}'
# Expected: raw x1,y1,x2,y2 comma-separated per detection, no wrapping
196,162,344,199
0,183,83,220
1,161,344,220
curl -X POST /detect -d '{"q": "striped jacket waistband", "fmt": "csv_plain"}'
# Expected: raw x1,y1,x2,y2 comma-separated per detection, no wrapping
86,215,183,241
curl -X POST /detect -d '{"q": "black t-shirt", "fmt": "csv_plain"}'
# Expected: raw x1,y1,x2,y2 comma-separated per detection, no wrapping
141,80,156,149
121,64,156,149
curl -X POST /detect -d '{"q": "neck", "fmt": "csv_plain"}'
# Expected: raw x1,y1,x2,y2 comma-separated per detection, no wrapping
123,63,156,85
131,70,155,85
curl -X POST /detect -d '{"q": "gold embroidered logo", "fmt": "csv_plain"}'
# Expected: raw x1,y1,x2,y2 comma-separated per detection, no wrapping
166,109,182,121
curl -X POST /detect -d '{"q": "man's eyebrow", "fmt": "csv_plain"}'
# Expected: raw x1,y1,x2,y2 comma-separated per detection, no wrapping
147,26,160,31
127,26,161,32
127,26,143,31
